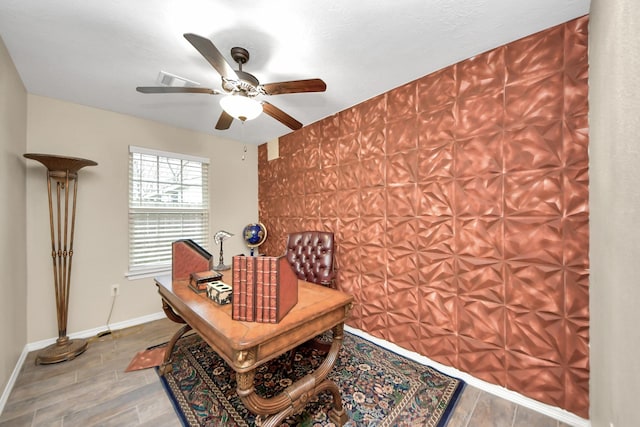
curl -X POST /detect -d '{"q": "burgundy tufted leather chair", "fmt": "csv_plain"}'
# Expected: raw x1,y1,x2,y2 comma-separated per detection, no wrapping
285,231,336,288
284,231,336,358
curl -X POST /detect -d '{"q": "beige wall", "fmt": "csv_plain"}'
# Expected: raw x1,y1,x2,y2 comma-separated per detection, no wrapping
589,1,640,426
25,96,258,341
259,8,640,421
0,37,28,396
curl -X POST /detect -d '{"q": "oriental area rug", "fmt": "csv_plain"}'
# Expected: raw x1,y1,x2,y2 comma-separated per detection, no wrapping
156,332,464,427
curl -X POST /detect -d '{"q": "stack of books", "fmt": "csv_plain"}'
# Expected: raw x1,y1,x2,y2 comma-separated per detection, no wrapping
232,255,298,323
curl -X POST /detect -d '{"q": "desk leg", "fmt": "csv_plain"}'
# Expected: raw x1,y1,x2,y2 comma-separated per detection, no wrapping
236,323,349,427
159,299,192,376
162,299,186,324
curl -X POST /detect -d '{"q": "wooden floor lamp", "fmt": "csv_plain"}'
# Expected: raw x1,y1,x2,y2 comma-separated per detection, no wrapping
24,153,97,365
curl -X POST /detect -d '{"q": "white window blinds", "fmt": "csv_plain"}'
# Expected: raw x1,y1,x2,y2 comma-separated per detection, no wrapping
128,146,209,276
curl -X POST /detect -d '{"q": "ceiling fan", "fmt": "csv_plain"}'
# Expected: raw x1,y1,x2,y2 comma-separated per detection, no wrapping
136,33,327,131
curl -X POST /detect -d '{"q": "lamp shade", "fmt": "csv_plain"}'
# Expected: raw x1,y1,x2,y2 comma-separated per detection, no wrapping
220,95,263,121
214,230,233,243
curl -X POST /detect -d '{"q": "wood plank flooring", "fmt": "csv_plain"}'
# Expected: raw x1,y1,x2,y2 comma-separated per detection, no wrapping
0,318,572,426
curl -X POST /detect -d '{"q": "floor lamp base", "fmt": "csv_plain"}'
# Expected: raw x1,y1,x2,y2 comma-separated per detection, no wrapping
35,337,88,365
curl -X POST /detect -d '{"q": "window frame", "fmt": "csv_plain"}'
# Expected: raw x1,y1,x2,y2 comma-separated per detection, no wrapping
126,145,210,279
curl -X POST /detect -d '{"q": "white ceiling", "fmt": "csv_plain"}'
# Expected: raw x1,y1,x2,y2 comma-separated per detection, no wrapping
0,0,590,145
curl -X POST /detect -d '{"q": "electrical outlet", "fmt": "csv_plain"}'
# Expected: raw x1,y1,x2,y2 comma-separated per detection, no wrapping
110,284,120,297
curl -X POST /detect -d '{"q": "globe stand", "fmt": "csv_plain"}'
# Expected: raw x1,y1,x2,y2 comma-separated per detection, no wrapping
24,153,97,365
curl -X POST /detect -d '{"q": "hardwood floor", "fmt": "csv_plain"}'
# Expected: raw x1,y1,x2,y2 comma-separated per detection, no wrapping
0,318,572,426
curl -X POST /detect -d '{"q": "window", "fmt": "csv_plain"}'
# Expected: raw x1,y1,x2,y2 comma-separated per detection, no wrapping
128,146,209,277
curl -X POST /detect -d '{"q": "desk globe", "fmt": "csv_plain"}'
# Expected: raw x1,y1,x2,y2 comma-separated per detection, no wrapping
243,222,267,255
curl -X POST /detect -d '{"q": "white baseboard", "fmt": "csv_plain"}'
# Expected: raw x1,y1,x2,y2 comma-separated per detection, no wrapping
25,311,166,352
2,315,590,427
344,326,590,427
0,311,166,415
0,347,29,417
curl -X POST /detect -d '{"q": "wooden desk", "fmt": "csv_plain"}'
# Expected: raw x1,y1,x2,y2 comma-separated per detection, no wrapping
154,274,353,427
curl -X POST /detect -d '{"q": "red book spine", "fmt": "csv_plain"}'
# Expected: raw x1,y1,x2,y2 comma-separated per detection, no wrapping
262,256,271,323
256,257,264,322
246,256,255,321
263,257,269,322
241,256,248,321
232,256,242,320
269,257,278,323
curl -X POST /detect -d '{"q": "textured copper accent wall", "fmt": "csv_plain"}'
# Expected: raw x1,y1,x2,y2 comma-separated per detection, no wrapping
258,16,589,417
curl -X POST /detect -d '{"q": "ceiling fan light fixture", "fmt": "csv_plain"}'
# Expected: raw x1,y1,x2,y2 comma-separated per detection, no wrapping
220,95,263,121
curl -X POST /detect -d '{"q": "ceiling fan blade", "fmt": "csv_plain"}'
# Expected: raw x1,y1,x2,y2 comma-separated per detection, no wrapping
261,101,302,130
215,111,234,130
184,33,238,81
136,86,220,95
261,79,327,95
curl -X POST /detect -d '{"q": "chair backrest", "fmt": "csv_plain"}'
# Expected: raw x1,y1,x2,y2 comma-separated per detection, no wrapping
285,231,335,287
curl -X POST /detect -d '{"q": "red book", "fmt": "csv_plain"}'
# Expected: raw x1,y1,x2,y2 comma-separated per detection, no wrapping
263,256,298,323
241,256,248,320
262,258,269,321
256,257,264,322
232,256,241,320
246,256,255,321
268,257,277,322
232,255,249,321
232,255,297,323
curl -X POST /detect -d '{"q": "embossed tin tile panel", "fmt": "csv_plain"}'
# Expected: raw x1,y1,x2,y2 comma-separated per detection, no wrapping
386,150,419,185
258,16,589,418
387,81,417,120
417,324,458,367
457,48,506,99
417,67,456,113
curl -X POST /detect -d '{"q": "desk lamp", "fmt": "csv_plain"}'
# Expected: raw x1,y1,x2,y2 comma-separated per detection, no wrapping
213,230,233,271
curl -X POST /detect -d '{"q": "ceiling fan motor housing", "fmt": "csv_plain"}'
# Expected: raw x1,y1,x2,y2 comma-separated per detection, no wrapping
230,47,250,65
224,47,260,95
